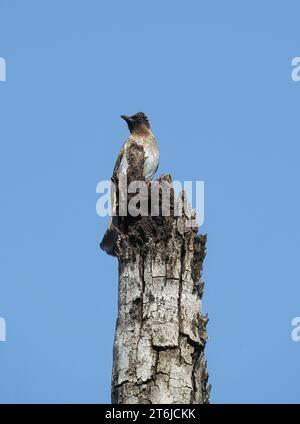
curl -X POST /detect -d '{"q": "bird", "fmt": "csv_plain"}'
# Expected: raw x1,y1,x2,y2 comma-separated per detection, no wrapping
100,112,160,254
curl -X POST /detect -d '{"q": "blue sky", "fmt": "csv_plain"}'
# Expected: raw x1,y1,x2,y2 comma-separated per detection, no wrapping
0,0,300,403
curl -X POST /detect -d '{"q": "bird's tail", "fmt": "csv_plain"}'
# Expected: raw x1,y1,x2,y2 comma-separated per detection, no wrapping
100,220,118,255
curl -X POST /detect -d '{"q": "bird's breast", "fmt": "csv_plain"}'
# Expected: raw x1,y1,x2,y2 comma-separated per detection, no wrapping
134,136,159,179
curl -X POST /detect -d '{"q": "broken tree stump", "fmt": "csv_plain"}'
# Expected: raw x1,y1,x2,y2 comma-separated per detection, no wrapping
101,142,210,404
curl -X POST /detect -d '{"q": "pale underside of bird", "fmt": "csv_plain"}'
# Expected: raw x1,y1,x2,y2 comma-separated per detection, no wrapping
115,133,159,179
100,112,160,254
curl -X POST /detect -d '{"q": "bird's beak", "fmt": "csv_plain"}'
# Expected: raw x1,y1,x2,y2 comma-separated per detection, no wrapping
121,115,134,124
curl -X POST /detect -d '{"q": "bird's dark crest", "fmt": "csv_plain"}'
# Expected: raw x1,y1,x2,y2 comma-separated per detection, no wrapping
121,112,151,132
131,112,150,127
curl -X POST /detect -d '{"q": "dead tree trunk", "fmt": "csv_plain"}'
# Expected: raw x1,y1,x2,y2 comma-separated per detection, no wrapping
102,143,210,404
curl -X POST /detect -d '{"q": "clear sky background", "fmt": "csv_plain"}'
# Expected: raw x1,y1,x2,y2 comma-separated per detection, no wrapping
0,0,300,404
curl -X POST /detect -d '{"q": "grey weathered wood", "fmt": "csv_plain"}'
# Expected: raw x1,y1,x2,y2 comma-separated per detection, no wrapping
102,142,210,404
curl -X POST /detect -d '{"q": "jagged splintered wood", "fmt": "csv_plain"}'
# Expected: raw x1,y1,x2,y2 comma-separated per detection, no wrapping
102,142,210,404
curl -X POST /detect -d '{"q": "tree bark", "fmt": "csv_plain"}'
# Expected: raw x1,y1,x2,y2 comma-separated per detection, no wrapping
102,143,210,404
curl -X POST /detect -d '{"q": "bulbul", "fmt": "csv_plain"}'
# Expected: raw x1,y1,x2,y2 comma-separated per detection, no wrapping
100,112,160,254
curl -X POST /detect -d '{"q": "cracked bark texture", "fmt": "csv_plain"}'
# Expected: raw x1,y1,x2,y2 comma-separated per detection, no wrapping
103,142,210,404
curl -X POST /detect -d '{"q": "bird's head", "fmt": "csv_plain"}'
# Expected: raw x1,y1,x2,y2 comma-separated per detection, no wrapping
121,112,150,134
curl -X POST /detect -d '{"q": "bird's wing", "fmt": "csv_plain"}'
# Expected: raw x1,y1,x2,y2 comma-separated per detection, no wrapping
111,140,130,219
113,141,128,176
